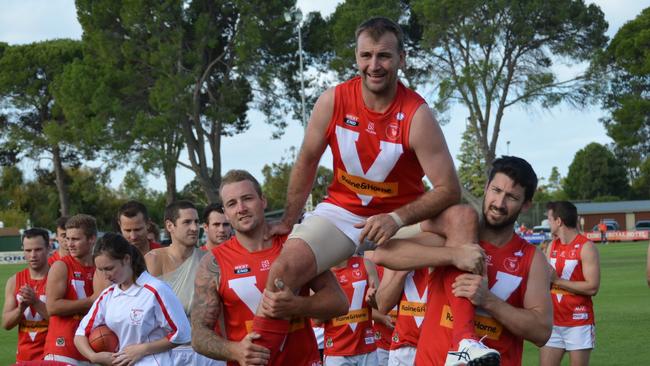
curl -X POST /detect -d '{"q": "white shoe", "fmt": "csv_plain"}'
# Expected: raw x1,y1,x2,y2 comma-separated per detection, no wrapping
445,338,500,366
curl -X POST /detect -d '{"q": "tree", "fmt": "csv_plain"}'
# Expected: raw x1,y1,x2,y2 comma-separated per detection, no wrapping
412,0,608,166
457,121,487,200
262,150,333,212
68,0,302,204
563,143,629,200
592,7,650,176
0,40,85,216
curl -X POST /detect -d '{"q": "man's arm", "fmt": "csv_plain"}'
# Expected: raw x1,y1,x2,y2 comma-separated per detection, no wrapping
145,250,163,277
2,275,22,330
191,253,270,365
267,88,334,237
552,241,600,296
369,233,484,273
46,261,94,317
375,268,408,314
358,105,461,245
453,249,553,347
259,270,348,320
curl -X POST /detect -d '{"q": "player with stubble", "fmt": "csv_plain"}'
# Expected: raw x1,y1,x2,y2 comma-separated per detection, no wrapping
117,200,162,256
252,16,493,364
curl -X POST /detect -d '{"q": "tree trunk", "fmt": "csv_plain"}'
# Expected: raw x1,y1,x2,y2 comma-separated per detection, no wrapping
198,175,220,204
52,145,70,216
164,163,176,205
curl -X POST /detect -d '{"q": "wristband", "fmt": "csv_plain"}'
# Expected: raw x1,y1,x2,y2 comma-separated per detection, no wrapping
389,212,404,228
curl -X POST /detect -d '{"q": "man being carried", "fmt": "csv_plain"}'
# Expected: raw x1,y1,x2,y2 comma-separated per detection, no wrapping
540,201,600,366
371,156,553,366
256,16,494,363
191,170,348,365
44,214,107,365
3,228,50,363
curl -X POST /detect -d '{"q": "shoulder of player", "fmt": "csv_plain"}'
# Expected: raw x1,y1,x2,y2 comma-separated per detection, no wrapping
48,259,68,277
5,273,17,291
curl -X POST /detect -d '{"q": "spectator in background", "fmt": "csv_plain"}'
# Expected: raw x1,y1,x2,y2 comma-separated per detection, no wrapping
48,216,69,265
147,221,160,244
598,220,607,244
200,203,232,252
117,201,162,255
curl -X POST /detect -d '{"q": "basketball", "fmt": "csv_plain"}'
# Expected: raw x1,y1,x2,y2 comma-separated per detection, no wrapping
88,325,119,353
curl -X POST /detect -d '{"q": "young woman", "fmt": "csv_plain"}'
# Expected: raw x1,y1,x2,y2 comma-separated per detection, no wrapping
74,233,190,366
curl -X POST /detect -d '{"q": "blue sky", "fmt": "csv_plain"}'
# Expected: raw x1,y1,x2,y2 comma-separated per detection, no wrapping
2,0,649,191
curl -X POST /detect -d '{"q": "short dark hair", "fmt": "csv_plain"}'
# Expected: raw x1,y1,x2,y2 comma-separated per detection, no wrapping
164,200,197,224
93,233,147,280
117,200,149,224
546,201,578,229
55,216,69,230
487,156,538,202
355,17,405,52
22,228,49,248
220,170,263,199
202,202,225,224
65,214,98,238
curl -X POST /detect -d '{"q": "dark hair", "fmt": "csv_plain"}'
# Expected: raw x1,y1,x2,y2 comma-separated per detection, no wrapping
65,214,98,238
147,221,160,240
546,201,578,229
164,200,197,224
55,216,69,230
355,17,405,52
93,233,147,279
220,169,263,199
202,202,225,224
117,200,149,224
487,156,538,202
22,228,49,248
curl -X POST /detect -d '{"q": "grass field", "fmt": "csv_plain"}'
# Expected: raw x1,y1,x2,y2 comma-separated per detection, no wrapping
0,242,648,365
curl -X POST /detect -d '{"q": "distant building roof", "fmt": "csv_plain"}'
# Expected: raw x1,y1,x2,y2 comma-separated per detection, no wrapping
574,200,650,215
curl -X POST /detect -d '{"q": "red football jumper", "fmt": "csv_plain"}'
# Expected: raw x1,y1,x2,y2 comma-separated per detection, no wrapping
14,268,48,361
548,234,595,326
43,256,95,362
324,257,376,357
415,235,536,366
323,77,426,217
390,268,428,350
213,235,321,366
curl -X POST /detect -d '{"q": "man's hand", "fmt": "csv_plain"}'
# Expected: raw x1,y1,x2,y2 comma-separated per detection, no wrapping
91,351,114,366
234,333,271,366
112,343,146,366
365,278,378,309
264,220,293,240
259,285,301,319
18,285,38,306
355,213,401,246
374,312,395,329
451,244,486,274
451,274,491,307
549,267,559,284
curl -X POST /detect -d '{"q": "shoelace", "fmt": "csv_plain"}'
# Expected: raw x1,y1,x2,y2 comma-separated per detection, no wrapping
449,350,471,361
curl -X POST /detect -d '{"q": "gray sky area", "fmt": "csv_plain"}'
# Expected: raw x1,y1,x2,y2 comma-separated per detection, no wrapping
2,0,649,192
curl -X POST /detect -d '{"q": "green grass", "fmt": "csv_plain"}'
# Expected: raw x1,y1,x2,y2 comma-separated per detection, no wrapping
0,243,648,365
522,241,650,365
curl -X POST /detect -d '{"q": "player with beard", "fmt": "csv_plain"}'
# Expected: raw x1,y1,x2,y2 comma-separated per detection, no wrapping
191,169,348,366
370,156,552,366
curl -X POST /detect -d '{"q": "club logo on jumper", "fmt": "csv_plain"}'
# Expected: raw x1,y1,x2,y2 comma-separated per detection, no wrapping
514,250,524,257
326,337,333,348
366,121,376,135
344,114,359,127
56,336,65,347
74,271,82,279
352,269,362,278
130,308,144,325
260,259,271,272
234,264,251,274
569,250,577,258
385,122,400,141
338,274,348,285
396,112,405,121
504,257,519,273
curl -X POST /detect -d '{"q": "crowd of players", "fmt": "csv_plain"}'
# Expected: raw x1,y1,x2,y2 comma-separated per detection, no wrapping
4,16,602,366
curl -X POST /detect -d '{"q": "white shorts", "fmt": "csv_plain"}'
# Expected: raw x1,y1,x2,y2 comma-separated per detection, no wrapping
325,350,379,366
544,324,595,351
376,347,389,366
172,344,226,365
388,346,416,365
43,354,94,366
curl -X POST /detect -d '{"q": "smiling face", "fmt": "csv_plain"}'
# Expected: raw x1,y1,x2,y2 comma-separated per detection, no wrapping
166,208,199,248
482,173,531,230
221,180,267,235
355,30,405,97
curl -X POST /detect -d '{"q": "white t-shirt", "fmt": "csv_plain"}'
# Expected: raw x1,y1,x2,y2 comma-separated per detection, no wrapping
76,271,191,366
